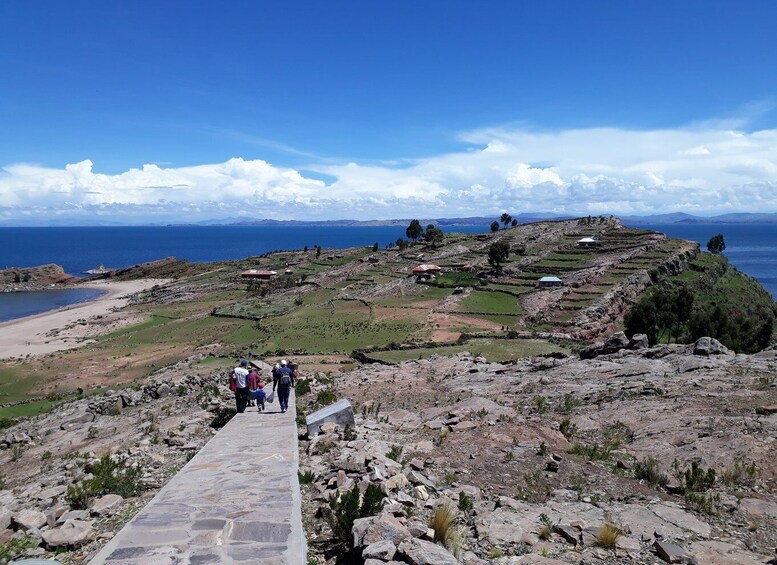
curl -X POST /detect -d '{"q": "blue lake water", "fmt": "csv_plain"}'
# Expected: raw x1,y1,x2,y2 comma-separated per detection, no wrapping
0,222,773,322
0,288,106,322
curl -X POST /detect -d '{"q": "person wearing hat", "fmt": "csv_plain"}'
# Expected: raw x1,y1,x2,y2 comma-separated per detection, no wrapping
274,359,295,413
233,359,250,413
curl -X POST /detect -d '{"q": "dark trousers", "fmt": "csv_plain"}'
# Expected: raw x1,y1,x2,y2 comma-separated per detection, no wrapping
277,386,291,412
235,387,249,413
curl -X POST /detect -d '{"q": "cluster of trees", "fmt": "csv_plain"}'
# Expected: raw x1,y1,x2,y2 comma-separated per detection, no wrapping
491,213,519,233
625,284,774,353
403,220,444,248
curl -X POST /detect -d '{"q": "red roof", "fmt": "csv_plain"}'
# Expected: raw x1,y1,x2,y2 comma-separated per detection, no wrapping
413,264,442,273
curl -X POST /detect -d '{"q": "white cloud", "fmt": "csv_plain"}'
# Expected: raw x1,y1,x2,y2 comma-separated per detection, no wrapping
2,122,777,223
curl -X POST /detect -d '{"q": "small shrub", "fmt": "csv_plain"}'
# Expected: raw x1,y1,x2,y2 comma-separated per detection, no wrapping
210,406,237,428
326,483,384,548
295,378,311,395
0,417,16,430
685,491,721,515
0,474,6,490
536,441,549,456
298,470,316,485
596,521,622,548
722,459,758,488
386,444,404,462
342,425,357,441
315,389,337,407
559,418,577,440
516,470,551,503
568,439,618,461
533,395,548,414
538,513,555,540
41,450,52,462
177,385,187,396
487,549,504,559
458,491,473,512
327,485,360,548
557,394,581,414
0,535,40,561
360,483,385,517
10,444,25,461
634,456,669,489
673,460,716,493
66,482,98,510
88,425,99,438
443,472,456,486
90,454,144,498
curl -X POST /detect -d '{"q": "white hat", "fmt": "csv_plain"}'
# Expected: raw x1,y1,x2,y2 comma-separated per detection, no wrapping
281,359,288,366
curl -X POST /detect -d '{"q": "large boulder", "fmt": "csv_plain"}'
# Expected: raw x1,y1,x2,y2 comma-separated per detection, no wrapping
693,337,730,356
13,508,47,531
41,519,95,549
353,515,412,548
628,333,650,350
601,331,630,354
397,538,458,565
90,494,123,516
306,399,355,438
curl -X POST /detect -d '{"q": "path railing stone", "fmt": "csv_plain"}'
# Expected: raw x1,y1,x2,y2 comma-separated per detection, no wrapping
89,392,305,564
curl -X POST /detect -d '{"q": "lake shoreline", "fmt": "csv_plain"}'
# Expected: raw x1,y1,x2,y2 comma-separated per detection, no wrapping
0,279,168,360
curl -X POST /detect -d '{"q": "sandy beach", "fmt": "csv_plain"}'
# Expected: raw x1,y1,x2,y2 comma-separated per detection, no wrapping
0,279,167,360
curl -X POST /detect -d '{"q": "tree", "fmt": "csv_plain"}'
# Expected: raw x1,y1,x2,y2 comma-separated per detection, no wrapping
490,221,500,233
315,245,321,258
500,213,512,229
396,238,408,250
707,233,726,254
303,245,308,252
406,219,423,242
425,226,444,248
372,242,379,252
511,218,518,228
488,240,510,270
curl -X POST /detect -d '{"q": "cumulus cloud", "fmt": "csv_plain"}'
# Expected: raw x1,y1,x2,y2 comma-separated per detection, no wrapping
2,122,777,223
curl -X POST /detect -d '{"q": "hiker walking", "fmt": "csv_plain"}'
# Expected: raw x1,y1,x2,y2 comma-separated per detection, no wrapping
274,359,295,413
233,359,250,413
248,368,266,412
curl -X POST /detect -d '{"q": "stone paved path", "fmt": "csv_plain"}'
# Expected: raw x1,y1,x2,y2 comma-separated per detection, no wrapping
89,392,305,564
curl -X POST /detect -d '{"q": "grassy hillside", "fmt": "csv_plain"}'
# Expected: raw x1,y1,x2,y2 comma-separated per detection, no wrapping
625,252,776,352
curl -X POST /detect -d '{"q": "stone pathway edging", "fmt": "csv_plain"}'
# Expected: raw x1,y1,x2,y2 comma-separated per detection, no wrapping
89,392,305,564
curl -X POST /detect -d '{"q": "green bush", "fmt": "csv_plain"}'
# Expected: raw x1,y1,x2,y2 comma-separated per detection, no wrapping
327,483,384,548
67,454,144,508
634,457,669,489
210,406,237,428
295,378,311,395
298,470,315,485
386,444,404,462
673,460,716,493
458,491,473,512
315,389,337,407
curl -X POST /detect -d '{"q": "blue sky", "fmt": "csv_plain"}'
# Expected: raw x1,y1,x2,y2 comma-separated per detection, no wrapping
2,1,777,224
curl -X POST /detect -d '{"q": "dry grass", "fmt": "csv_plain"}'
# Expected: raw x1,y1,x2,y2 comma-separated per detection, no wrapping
596,521,622,548
429,502,458,553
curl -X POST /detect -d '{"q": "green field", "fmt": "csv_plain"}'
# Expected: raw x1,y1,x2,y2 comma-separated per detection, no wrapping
454,290,524,315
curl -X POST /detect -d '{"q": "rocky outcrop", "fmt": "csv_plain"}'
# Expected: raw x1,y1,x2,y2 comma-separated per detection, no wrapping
0,263,76,291
298,344,777,564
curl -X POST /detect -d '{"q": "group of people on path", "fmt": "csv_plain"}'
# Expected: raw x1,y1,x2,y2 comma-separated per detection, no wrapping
229,359,297,414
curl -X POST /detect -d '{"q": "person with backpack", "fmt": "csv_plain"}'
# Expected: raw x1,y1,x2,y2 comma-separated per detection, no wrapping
274,359,295,413
232,359,250,413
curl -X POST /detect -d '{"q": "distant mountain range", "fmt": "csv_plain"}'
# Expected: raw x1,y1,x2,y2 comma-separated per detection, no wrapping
2,212,776,228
